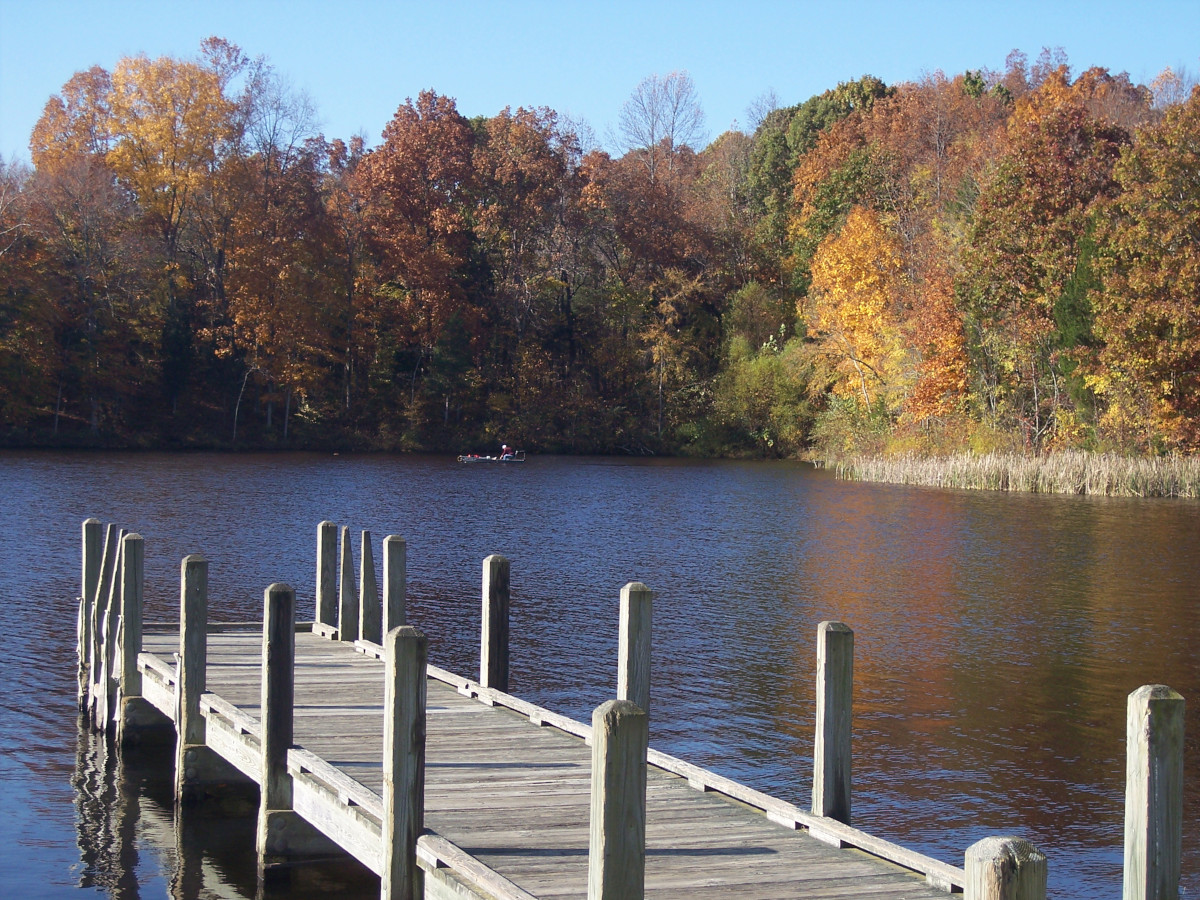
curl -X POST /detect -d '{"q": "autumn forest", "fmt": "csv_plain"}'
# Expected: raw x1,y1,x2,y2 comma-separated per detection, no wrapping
2,40,1198,457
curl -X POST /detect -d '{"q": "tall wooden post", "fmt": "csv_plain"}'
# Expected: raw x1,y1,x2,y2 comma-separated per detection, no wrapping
1123,684,1185,900
359,531,381,644
382,625,427,900
965,836,1047,900
617,582,653,715
315,521,337,630
78,518,102,710
96,531,125,730
479,555,510,694
89,524,118,722
587,699,648,900
812,620,853,824
257,583,297,871
116,533,148,744
383,535,407,635
175,555,208,803
337,525,358,642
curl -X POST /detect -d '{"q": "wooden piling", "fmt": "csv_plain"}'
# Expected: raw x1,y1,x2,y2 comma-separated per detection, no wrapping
257,583,296,867
965,836,1047,900
359,531,381,645
813,620,853,825
383,535,406,634
479,554,510,694
96,530,125,730
338,526,358,642
89,524,118,722
116,533,149,744
587,699,648,900
1123,684,1185,900
382,625,428,900
617,582,653,715
175,555,208,803
315,521,337,630
78,518,102,709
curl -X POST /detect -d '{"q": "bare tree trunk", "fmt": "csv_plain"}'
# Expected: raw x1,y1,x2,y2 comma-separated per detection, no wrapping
232,368,251,445
54,379,64,436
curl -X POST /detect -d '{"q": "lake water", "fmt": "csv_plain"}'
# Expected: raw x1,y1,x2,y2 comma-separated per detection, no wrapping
1,450,1196,899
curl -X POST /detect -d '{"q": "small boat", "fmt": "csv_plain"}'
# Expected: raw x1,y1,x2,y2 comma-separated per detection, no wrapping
457,450,526,463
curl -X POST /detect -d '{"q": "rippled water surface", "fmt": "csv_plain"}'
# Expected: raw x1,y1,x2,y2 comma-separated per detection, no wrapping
1,451,1197,898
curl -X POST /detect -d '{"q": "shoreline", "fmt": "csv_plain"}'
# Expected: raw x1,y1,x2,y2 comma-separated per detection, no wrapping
826,450,1200,499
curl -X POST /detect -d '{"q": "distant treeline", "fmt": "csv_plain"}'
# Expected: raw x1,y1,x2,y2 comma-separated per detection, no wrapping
2,41,1198,456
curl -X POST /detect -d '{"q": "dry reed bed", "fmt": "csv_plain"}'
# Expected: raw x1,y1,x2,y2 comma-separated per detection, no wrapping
832,451,1200,498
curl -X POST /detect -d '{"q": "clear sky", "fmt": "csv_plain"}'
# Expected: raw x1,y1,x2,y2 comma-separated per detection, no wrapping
2,0,1198,163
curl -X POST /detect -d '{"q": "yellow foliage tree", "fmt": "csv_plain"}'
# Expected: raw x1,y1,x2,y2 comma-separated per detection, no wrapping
106,54,234,264
805,206,907,410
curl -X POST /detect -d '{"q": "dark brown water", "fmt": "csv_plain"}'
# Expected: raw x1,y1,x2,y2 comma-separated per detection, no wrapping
1,450,1196,898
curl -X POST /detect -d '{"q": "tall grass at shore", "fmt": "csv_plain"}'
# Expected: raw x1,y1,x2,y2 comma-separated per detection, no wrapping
830,451,1200,498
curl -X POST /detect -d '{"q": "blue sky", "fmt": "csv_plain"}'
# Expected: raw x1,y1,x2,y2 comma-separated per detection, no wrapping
2,0,1197,163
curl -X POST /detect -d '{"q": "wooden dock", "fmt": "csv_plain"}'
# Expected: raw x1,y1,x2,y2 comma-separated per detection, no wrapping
75,519,1186,900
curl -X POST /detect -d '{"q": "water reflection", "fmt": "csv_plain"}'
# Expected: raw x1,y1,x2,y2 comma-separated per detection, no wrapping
73,722,141,898
70,721,381,900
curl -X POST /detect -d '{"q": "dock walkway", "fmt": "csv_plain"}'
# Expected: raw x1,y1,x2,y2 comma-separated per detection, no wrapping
140,626,951,899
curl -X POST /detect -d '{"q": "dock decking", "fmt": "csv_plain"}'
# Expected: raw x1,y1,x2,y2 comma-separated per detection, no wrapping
138,626,953,899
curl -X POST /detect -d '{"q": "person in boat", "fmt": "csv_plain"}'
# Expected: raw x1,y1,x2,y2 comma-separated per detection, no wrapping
500,444,513,460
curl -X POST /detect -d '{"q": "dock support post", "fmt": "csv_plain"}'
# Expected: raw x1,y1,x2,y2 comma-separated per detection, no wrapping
89,524,118,725
257,582,338,879
587,699,648,900
175,554,209,803
480,554,510,695
617,582,653,715
1123,684,1184,900
382,625,427,900
315,521,337,632
116,533,164,745
78,518,102,710
383,536,406,634
95,529,125,730
338,526,358,642
812,620,853,825
965,837,1047,900
258,583,296,876
360,531,381,644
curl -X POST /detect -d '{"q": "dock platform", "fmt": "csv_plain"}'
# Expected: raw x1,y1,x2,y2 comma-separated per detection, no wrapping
74,518,1186,900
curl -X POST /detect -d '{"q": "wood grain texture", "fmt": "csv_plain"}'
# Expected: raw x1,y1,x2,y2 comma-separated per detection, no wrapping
964,836,1046,900
587,699,647,900
813,620,853,825
617,583,652,716
384,535,407,634
384,626,428,900
1123,684,1185,900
